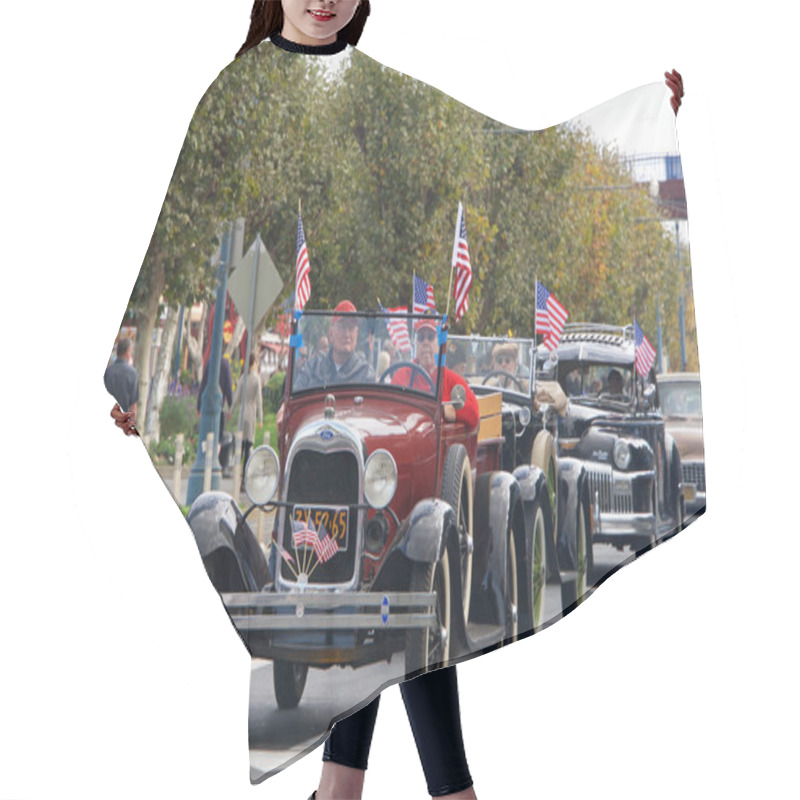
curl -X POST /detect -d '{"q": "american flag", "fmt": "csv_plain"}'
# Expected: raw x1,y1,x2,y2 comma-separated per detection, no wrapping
634,320,657,377
294,212,311,311
452,202,472,321
275,541,295,566
413,274,436,314
535,281,569,350
292,517,319,550
313,524,340,563
380,303,412,353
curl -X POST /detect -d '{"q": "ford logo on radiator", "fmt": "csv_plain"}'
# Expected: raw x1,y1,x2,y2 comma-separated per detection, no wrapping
320,429,334,441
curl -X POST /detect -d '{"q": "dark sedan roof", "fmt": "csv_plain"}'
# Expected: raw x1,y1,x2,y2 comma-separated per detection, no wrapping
540,333,636,367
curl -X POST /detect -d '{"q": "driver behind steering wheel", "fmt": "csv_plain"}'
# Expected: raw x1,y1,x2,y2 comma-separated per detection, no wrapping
390,313,479,428
484,341,529,393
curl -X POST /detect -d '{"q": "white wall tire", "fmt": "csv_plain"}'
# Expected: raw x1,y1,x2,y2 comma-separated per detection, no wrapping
405,547,451,675
441,446,473,631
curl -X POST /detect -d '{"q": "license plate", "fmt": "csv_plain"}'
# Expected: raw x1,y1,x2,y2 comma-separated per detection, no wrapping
292,505,349,550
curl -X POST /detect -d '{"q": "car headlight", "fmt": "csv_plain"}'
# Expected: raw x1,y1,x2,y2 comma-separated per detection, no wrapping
364,449,398,509
244,445,280,505
613,440,632,470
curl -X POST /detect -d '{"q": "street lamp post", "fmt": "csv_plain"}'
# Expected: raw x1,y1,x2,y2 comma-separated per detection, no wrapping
676,219,686,371
186,223,233,506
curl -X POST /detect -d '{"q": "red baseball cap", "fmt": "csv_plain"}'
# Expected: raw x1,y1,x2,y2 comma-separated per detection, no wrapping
415,311,437,334
332,299,357,325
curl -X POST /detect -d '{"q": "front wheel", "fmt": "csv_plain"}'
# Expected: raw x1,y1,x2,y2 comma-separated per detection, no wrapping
574,502,590,603
528,501,547,631
560,500,590,609
505,523,519,643
440,445,473,632
405,547,451,676
273,661,309,709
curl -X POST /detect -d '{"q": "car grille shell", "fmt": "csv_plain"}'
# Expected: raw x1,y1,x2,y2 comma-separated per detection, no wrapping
280,448,361,587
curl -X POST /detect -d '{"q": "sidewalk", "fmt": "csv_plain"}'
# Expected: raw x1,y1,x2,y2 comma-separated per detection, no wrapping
152,463,276,545
152,462,239,504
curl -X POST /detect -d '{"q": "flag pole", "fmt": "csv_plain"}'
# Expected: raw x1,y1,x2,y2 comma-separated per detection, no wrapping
294,198,302,314
534,276,538,348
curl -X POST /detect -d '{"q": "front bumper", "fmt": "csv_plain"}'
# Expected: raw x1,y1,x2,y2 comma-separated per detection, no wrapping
593,511,657,543
222,590,436,664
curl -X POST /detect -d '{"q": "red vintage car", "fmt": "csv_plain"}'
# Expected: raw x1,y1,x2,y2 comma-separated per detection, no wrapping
187,308,551,708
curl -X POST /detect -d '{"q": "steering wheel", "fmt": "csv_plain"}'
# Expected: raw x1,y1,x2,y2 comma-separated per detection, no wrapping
380,361,435,391
598,392,627,402
481,369,525,392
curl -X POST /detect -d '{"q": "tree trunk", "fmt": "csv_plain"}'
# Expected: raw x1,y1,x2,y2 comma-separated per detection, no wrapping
133,258,166,433
144,304,181,443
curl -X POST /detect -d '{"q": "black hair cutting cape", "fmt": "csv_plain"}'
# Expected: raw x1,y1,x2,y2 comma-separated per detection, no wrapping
105,39,704,783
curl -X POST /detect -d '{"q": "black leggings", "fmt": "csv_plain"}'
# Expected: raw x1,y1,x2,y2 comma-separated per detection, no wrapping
323,665,473,797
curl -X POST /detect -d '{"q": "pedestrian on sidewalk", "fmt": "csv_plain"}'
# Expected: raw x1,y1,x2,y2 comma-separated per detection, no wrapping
232,353,264,476
105,338,139,436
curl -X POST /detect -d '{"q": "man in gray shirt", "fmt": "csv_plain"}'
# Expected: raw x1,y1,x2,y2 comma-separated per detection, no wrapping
104,338,139,414
294,300,375,391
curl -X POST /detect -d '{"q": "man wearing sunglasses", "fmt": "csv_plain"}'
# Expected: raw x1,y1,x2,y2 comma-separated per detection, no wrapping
391,313,479,428
486,341,529,393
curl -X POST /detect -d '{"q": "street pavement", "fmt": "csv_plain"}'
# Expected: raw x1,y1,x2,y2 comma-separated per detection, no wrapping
153,459,638,780
246,542,633,781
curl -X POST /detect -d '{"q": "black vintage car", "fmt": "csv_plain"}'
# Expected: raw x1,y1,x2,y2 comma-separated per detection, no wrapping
539,323,684,554
450,335,594,617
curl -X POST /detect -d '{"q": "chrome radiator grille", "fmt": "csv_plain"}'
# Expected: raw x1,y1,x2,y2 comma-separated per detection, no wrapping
682,461,706,492
588,467,633,514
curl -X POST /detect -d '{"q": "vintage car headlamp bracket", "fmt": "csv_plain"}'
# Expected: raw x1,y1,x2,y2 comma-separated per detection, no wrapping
364,449,398,510
613,439,632,470
365,512,389,554
244,445,280,506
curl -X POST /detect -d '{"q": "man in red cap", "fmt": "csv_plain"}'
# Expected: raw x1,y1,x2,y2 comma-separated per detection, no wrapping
294,300,375,390
392,313,479,428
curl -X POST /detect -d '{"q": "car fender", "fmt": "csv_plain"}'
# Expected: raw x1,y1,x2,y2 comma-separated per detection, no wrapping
665,433,684,512
472,471,523,627
512,462,550,540
555,457,591,573
187,491,270,593
397,498,458,565
512,463,547,506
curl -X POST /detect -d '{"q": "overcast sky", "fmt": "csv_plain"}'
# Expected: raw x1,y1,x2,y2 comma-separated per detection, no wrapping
573,81,679,156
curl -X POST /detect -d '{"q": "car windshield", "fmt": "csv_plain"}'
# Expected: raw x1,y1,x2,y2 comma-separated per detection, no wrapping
290,310,442,399
561,362,634,403
659,380,702,417
449,336,535,397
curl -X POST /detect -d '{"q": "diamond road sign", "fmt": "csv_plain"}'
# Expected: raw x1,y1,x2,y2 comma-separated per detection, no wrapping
227,236,283,330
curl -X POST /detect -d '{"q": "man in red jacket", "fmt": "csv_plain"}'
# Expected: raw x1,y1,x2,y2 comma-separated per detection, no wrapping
392,313,479,429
